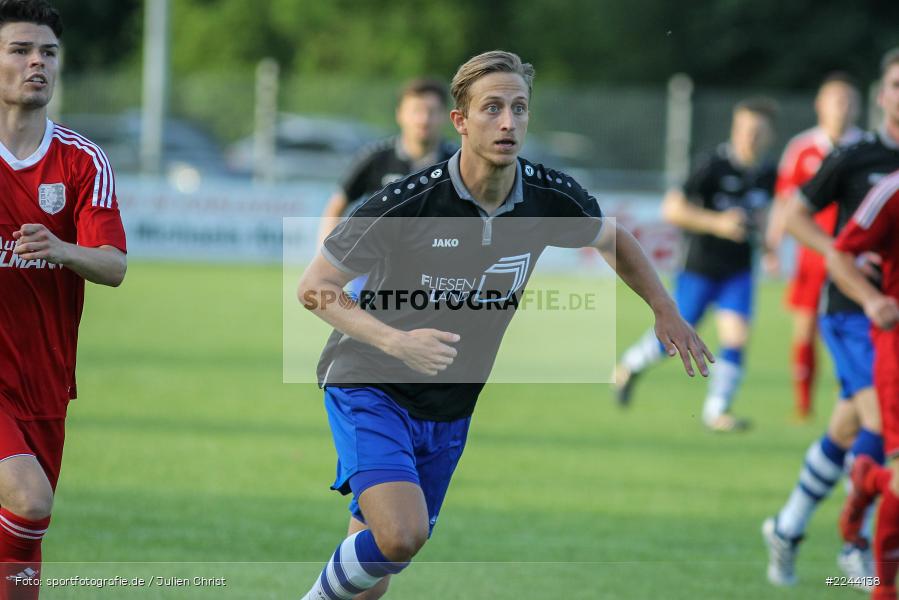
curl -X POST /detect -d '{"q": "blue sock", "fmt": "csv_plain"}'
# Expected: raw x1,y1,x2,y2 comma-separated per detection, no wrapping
302,530,409,600
851,428,884,465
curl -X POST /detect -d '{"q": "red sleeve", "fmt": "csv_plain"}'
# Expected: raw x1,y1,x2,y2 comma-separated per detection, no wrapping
774,138,803,198
834,173,899,255
72,149,127,253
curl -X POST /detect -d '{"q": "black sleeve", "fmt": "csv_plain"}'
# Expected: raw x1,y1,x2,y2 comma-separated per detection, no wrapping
800,147,850,214
682,155,715,206
339,145,380,202
322,199,398,276
545,173,605,248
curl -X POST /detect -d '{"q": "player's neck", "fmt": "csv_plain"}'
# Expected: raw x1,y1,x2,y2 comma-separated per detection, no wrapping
458,148,516,212
882,118,899,146
399,135,435,161
0,105,48,159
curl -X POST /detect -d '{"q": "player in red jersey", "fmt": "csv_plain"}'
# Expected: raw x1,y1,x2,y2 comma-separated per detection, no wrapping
0,2,126,597
765,73,863,420
830,168,899,600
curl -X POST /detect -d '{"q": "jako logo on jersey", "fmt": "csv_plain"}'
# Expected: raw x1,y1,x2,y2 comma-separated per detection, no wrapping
432,238,459,248
38,183,66,215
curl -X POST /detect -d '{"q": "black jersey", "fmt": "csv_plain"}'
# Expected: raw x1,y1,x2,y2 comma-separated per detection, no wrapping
318,150,604,421
680,145,776,279
800,129,899,315
339,137,458,213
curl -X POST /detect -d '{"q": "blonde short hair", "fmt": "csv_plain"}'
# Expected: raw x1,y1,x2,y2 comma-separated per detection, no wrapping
451,50,535,115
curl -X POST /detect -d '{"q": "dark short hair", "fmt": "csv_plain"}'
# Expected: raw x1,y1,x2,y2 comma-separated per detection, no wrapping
733,96,779,124
400,78,449,107
0,0,63,38
819,71,859,91
881,48,899,79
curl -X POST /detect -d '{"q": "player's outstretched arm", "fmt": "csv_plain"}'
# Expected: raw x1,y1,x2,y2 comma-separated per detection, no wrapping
784,194,831,256
298,253,459,376
595,221,713,377
661,189,747,242
12,224,126,287
828,249,899,330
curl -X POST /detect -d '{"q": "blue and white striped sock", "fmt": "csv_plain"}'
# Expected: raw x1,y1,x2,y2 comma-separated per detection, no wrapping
302,530,408,600
621,329,664,374
776,434,846,539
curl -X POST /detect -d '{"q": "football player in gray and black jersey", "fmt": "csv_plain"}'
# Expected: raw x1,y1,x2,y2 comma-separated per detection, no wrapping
298,50,712,600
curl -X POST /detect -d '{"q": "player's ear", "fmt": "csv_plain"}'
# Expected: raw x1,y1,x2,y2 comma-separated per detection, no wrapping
450,109,467,135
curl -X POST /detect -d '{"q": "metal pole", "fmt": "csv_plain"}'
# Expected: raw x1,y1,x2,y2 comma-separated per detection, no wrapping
254,58,279,183
665,73,693,188
141,0,169,175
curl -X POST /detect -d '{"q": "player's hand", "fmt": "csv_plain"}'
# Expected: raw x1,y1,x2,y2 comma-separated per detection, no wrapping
12,224,71,264
863,294,899,330
715,208,748,242
762,250,780,276
388,329,460,376
653,305,714,377
857,252,883,282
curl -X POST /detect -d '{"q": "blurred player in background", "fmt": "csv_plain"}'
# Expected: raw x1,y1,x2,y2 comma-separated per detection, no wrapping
829,52,899,600
613,98,777,432
317,78,456,297
763,48,899,591
831,169,899,600
297,50,711,600
765,73,863,421
0,1,127,597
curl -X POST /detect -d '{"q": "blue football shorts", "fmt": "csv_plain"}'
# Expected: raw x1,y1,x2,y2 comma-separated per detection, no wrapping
673,269,754,324
818,311,874,400
324,386,471,534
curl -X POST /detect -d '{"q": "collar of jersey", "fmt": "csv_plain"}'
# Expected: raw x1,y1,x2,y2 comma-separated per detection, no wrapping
447,149,524,218
0,119,54,171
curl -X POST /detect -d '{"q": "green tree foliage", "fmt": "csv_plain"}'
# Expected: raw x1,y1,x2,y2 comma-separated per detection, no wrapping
51,0,899,88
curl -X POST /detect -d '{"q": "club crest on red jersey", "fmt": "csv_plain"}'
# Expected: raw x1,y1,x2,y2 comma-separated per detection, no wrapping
38,183,66,215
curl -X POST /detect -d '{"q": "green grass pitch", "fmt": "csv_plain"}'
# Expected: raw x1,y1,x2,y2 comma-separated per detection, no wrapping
42,261,855,598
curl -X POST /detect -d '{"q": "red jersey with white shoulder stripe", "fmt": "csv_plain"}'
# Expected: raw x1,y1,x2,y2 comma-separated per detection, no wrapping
835,169,899,455
835,169,899,317
0,120,126,420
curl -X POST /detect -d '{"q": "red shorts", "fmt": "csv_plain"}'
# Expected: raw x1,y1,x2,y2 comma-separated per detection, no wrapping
875,332,899,459
786,246,827,312
0,409,66,490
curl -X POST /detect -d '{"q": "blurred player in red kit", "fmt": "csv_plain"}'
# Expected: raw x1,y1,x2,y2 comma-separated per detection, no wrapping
766,73,863,420
0,1,126,597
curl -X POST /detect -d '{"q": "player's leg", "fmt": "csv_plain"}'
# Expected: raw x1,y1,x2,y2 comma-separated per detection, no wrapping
702,271,753,431
790,309,818,421
785,252,825,421
301,387,429,600
0,413,59,600
762,398,861,586
614,271,713,405
345,517,391,600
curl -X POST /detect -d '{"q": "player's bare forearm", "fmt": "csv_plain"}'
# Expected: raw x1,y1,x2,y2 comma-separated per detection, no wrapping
660,189,722,235
595,222,712,376
298,253,399,353
784,195,831,256
61,245,126,286
13,224,126,286
765,196,789,250
827,249,885,309
297,253,459,375
596,222,674,315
